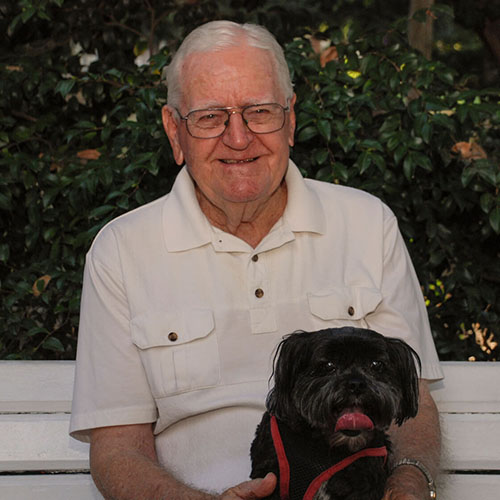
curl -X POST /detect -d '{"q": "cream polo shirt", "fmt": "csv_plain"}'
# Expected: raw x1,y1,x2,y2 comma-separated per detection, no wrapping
70,160,442,493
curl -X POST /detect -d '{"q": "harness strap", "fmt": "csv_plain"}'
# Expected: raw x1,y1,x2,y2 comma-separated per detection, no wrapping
270,415,388,500
303,445,388,500
270,415,291,500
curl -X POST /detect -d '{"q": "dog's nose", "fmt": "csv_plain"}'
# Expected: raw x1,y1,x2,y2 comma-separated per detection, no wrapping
347,378,365,394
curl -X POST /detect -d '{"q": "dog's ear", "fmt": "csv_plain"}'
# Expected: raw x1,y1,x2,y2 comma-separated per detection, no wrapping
266,331,312,420
386,337,422,425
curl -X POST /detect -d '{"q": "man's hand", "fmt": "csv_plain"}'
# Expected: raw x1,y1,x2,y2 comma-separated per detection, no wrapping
220,473,277,499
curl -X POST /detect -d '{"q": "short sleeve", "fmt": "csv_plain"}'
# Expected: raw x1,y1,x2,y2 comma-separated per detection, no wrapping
69,226,157,443
366,206,443,381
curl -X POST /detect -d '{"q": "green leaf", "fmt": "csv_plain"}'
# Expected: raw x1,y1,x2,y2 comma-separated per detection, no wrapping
461,167,476,188
0,192,11,211
21,6,36,23
371,153,386,172
89,205,115,219
379,114,400,134
480,193,494,214
332,162,349,183
0,243,9,263
317,119,331,141
27,327,49,337
43,226,58,242
437,69,454,86
42,337,65,352
337,134,356,153
297,126,317,142
12,125,32,142
489,206,500,234
55,79,76,98
403,154,415,180
314,149,329,165
393,143,407,165
413,152,433,172
358,151,372,174
386,133,400,152
360,139,383,152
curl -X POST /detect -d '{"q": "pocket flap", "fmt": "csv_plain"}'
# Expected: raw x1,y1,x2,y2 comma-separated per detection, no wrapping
130,309,214,349
308,287,382,320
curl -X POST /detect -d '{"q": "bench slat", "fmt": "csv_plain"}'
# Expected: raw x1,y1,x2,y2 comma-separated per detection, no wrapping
0,474,103,500
438,474,500,500
430,361,500,413
1,412,499,473
440,413,500,471
0,361,74,413
1,360,498,412
0,414,89,472
0,473,498,500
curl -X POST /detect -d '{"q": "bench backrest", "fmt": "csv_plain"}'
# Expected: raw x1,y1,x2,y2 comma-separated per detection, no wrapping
1,361,499,499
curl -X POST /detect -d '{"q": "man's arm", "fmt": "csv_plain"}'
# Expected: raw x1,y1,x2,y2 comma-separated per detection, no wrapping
383,380,441,500
90,423,276,500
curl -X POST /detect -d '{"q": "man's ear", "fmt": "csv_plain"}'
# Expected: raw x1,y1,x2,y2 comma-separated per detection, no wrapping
287,93,297,148
162,105,185,165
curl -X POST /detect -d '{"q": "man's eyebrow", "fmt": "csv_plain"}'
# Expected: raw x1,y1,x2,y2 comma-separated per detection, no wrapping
190,98,278,110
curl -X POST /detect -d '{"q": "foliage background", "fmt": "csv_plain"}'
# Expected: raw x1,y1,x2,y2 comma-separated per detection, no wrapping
1,0,499,360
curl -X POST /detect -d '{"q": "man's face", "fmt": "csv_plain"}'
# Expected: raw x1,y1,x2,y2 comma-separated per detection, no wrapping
162,45,296,208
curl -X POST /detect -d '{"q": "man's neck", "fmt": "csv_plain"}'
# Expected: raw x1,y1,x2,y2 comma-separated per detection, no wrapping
196,182,288,248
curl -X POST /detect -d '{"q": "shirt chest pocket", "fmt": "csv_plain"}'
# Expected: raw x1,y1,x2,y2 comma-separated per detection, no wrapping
130,309,220,398
307,286,382,325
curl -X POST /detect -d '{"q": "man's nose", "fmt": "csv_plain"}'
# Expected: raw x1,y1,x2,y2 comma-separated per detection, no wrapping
221,111,254,149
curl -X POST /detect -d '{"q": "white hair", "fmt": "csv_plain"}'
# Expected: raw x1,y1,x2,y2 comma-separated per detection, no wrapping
165,20,293,109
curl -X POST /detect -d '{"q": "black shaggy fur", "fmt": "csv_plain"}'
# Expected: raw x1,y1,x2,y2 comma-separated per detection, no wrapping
250,327,421,500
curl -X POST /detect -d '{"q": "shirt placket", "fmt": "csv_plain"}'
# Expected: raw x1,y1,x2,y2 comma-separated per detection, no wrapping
248,252,277,334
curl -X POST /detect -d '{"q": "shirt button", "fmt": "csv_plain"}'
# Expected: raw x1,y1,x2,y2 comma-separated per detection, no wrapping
255,288,264,298
252,255,259,262
168,332,178,342
348,306,355,316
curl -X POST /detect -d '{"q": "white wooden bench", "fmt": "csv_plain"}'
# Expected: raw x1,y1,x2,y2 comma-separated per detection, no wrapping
1,361,499,500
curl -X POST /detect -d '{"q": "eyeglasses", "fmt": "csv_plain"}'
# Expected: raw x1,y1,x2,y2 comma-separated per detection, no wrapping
176,102,290,139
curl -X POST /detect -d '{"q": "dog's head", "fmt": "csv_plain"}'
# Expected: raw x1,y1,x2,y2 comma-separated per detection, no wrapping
266,327,421,451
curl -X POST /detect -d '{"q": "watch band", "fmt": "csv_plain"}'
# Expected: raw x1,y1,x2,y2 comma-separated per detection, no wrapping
391,458,437,499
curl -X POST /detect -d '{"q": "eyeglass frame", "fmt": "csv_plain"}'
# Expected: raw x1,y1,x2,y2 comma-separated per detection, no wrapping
175,101,291,139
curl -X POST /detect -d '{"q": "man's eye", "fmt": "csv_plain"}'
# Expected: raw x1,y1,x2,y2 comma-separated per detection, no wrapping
193,111,225,128
198,113,219,122
246,107,271,119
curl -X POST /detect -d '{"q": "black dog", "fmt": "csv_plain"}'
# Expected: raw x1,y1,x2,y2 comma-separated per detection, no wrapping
250,327,421,500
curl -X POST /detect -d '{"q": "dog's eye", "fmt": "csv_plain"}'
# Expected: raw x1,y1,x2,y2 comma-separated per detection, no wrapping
312,361,336,376
370,360,384,372
323,361,336,373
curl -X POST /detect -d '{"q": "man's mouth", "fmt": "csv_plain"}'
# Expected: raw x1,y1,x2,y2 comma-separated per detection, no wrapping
220,157,258,164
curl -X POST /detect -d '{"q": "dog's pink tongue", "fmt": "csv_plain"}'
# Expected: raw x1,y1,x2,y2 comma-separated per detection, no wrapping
335,413,374,431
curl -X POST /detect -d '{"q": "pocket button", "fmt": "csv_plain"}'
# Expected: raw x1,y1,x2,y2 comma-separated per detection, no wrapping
348,306,355,316
168,332,179,342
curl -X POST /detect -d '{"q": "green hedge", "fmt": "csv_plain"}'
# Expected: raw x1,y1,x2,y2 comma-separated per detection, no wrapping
1,1,499,360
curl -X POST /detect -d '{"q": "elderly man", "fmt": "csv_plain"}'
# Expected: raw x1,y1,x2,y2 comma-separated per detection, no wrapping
70,20,442,500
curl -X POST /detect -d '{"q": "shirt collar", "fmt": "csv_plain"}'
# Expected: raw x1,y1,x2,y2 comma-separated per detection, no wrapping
163,160,325,252
282,160,325,234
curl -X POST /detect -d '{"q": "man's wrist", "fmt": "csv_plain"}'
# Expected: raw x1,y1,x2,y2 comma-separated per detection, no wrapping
391,458,437,499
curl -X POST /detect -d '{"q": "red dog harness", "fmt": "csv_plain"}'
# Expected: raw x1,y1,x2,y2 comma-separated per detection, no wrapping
270,415,387,500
